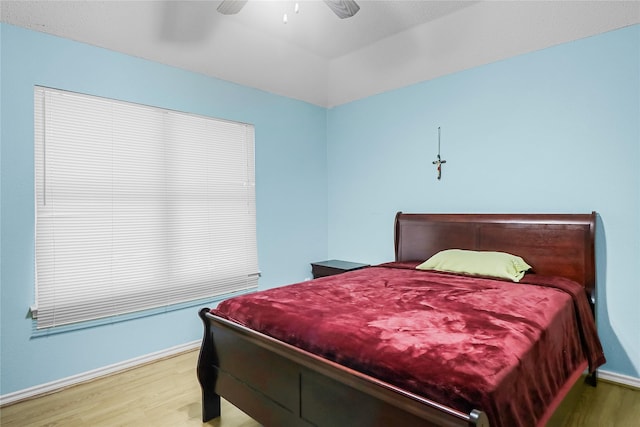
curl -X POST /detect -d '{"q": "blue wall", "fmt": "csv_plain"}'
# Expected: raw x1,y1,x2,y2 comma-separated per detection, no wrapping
0,24,328,395
327,25,640,379
1,22,638,397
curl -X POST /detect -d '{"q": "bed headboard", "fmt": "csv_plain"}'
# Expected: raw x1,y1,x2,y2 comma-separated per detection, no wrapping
394,212,596,298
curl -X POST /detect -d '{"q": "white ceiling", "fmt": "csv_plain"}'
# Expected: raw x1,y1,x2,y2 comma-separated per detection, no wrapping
2,1,639,107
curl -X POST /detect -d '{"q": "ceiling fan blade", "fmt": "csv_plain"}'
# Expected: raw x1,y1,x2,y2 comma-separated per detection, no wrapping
217,0,248,15
323,0,360,19
159,1,216,42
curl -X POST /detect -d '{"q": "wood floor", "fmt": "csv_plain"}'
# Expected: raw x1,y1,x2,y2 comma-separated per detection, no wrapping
1,350,638,426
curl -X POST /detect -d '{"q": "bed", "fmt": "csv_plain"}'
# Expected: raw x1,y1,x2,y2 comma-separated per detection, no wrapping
197,212,605,427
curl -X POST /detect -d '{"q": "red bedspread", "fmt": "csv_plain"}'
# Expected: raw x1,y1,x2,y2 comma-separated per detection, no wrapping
212,263,605,427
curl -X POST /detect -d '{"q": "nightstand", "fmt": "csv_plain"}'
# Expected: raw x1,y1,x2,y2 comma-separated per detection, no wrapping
310,259,369,279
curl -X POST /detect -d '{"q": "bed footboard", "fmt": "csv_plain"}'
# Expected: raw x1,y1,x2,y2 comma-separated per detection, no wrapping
197,308,490,427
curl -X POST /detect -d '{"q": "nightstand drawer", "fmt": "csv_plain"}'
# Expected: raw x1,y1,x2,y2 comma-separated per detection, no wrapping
311,260,369,279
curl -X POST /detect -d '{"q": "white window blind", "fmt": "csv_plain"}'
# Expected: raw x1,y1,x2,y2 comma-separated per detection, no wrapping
34,87,258,329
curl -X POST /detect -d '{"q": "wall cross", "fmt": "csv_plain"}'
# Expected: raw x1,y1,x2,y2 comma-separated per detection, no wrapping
432,127,446,180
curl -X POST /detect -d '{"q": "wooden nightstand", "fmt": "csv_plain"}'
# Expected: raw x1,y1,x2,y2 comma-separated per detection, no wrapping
310,259,369,279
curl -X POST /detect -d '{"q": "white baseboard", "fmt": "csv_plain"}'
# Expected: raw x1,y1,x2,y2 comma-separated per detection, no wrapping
599,369,640,389
0,340,201,407
2,343,637,407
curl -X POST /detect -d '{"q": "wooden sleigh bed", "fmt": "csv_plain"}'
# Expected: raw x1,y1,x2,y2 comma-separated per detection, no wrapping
197,212,605,427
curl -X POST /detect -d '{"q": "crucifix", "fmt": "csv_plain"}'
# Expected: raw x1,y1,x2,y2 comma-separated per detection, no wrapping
432,126,446,180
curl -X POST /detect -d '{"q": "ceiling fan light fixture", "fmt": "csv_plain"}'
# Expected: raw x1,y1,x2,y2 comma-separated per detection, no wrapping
217,0,359,20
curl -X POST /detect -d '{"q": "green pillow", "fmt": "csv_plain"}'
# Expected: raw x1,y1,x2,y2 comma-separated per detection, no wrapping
416,249,532,282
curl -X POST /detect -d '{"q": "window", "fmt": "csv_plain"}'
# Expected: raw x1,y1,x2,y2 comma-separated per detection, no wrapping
34,87,258,329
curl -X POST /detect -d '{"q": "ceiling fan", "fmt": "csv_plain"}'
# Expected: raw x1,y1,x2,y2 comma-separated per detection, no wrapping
217,0,360,19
